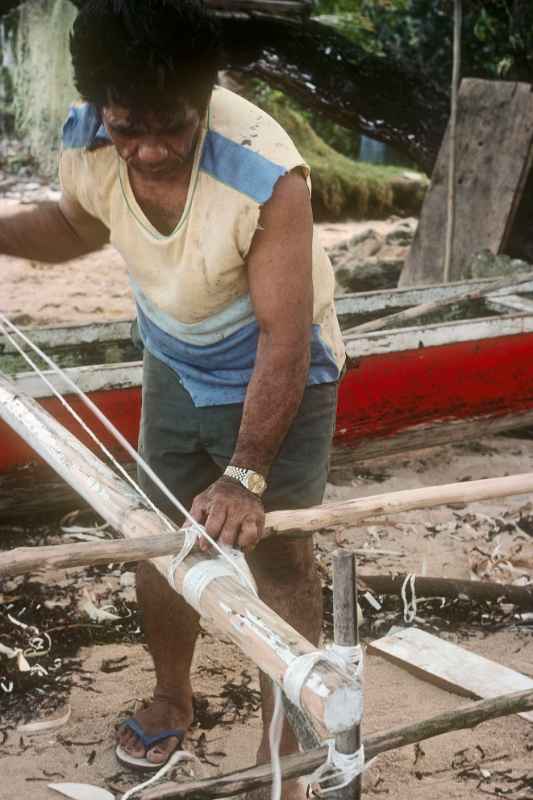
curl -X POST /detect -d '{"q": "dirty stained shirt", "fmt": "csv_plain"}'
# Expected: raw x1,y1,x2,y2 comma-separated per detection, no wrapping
59,86,345,406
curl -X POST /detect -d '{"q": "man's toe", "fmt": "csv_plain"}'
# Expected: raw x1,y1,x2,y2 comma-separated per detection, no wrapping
119,726,146,758
146,735,179,764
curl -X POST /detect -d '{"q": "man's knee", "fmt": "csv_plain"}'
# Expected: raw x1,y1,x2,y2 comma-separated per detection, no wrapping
248,536,318,587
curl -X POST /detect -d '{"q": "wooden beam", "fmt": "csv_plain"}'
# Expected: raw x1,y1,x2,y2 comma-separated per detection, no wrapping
0,374,359,739
4,471,533,576
265,470,533,535
139,688,533,799
359,574,533,610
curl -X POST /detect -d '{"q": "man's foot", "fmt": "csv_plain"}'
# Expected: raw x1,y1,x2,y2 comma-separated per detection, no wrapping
117,694,193,766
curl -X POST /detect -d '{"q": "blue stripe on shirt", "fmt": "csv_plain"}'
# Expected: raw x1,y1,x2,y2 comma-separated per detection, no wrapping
200,129,287,203
136,303,340,407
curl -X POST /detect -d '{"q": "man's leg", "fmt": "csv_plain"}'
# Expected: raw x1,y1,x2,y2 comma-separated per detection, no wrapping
207,382,338,797
118,351,220,764
247,536,323,768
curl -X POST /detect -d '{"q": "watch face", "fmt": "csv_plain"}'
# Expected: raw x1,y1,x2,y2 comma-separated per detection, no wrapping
247,472,266,494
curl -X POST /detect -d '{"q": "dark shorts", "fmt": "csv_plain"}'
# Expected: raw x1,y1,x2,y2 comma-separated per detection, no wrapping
138,348,338,519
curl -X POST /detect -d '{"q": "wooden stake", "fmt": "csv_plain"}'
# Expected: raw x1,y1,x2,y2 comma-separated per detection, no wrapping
140,688,533,799
332,549,361,799
0,374,359,739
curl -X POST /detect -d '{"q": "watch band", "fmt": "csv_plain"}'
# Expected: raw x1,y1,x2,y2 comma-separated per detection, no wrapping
224,466,267,496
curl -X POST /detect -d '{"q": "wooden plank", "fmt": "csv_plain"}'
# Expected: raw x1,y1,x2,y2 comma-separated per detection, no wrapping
344,312,533,356
0,319,133,355
401,80,533,286
368,627,533,723
486,293,533,315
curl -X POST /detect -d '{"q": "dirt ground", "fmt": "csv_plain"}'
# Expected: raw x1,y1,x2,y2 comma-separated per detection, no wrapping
1,200,533,800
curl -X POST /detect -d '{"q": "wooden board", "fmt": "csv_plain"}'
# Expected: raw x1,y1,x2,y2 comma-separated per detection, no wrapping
368,627,533,723
401,80,533,287
486,293,533,315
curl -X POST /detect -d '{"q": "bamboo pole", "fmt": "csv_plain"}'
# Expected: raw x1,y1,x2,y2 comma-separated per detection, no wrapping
4,472,533,578
0,375,359,739
332,549,361,799
140,688,533,799
343,269,533,337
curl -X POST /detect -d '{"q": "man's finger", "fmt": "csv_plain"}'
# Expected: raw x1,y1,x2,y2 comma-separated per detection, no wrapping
204,504,228,545
190,495,208,523
218,514,241,549
237,517,260,552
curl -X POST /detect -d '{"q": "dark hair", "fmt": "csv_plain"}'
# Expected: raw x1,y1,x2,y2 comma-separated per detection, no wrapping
70,0,222,112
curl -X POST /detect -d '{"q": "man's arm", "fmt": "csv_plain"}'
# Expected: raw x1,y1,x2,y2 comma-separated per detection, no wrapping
191,169,314,551
0,193,109,263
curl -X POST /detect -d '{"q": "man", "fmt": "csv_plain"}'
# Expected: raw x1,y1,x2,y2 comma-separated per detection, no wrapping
0,1,345,796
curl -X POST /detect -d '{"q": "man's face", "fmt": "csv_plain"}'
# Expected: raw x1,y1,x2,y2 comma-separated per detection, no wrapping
102,99,202,181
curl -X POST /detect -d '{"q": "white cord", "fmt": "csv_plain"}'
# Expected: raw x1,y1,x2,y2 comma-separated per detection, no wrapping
298,645,367,796
120,749,203,800
400,573,417,623
307,743,367,796
284,645,363,720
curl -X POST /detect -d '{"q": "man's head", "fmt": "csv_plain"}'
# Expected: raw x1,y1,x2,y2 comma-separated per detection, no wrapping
70,0,221,114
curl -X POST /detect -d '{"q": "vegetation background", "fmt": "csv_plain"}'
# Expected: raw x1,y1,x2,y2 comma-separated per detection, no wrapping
2,0,533,218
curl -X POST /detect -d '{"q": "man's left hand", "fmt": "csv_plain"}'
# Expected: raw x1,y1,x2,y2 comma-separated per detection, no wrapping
190,477,265,552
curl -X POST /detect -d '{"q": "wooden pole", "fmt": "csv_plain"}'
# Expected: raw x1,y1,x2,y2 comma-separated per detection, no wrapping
0,374,360,739
4,472,533,579
443,0,462,282
140,688,533,799
332,549,361,799
359,574,533,610
265,471,533,536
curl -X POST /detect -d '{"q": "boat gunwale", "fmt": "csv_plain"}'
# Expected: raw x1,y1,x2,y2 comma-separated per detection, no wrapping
6,309,533,399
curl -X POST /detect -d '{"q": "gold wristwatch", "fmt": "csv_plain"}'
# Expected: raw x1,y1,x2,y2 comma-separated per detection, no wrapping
224,466,267,496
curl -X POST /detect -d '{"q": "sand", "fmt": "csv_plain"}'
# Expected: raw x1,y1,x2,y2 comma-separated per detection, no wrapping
1,199,533,800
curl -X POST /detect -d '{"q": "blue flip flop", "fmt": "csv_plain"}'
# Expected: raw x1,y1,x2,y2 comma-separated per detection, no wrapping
116,718,186,771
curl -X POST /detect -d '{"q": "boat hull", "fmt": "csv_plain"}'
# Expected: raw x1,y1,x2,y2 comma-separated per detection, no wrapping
3,330,533,474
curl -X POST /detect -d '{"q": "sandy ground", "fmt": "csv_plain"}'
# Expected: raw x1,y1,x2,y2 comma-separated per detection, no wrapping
1,200,533,800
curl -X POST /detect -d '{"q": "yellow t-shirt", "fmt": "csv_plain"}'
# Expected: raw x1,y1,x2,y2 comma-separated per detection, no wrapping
60,86,345,406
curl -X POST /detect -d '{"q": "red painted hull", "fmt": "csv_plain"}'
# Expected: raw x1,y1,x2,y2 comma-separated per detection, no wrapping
3,331,533,474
